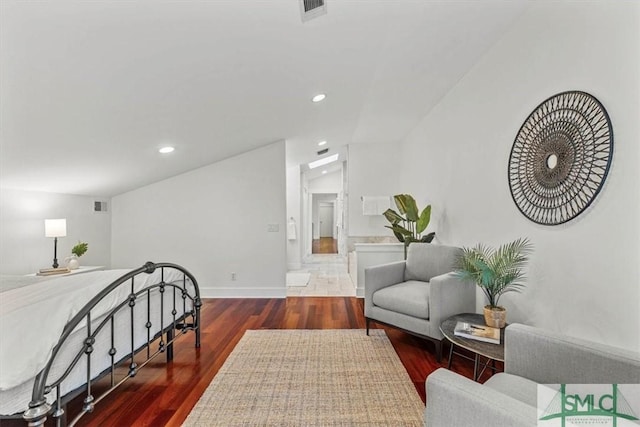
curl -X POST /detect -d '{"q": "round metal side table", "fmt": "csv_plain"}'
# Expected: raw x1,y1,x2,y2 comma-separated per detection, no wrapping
440,313,505,381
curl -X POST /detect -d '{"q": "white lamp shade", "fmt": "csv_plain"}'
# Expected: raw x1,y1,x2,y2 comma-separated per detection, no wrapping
45,219,67,237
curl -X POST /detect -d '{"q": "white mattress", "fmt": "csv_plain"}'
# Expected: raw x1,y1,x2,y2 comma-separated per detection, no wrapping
0,268,195,416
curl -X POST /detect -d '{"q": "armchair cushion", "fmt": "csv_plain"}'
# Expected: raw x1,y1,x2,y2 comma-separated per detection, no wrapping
405,243,461,282
372,280,430,319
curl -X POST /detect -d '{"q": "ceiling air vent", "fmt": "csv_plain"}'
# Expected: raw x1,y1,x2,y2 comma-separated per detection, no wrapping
317,148,329,155
300,0,327,22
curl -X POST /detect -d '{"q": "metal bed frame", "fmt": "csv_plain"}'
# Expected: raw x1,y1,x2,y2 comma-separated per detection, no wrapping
21,262,202,427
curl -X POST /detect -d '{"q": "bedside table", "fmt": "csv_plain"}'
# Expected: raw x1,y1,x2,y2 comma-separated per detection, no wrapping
27,266,106,277
66,266,106,275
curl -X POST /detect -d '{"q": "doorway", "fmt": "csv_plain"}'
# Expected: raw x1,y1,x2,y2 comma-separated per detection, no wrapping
285,154,354,297
312,198,337,254
319,202,334,237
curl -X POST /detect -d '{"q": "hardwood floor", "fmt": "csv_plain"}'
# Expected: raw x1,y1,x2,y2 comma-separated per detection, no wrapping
312,237,338,254
2,298,492,426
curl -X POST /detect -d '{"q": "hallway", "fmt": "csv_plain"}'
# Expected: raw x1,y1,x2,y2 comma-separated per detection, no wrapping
312,237,338,254
286,254,355,297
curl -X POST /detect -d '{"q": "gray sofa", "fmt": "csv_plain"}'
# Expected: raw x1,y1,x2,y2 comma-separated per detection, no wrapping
425,323,640,427
364,243,476,361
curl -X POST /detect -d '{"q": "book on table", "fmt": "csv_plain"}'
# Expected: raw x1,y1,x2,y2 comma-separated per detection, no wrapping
454,321,500,344
37,267,70,276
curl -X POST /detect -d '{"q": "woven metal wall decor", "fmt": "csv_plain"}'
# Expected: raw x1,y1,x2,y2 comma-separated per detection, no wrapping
508,91,613,225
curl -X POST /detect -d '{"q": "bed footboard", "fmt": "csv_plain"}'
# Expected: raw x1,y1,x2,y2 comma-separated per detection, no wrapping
22,262,201,427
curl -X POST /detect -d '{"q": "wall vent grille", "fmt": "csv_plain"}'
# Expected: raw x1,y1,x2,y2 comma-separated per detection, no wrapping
94,201,108,213
300,0,326,22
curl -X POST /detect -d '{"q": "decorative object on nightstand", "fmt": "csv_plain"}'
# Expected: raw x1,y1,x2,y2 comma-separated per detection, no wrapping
44,218,67,268
65,255,79,270
454,238,533,328
382,194,435,259
37,267,71,276
66,241,88,270
508,91,613,225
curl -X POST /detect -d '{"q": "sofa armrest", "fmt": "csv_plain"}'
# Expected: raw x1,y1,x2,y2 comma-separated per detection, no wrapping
364,261,406,316
505,323,640,384
428,272,476,336
425,368,536,427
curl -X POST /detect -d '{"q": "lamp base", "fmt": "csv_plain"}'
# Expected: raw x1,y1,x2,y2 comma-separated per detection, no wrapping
52,237,59,268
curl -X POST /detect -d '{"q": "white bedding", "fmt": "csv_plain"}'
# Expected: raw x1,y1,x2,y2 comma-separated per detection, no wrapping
0,268,194,415
0,274,52,293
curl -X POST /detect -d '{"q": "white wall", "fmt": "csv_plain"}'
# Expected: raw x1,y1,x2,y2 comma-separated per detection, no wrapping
347,143,402,237
0,189,111,274
308,169,342,193
111,141,287,298
286,164,302,270
400,2,640,351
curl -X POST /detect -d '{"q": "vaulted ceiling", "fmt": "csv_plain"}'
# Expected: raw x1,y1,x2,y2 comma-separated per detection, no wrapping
0,0,530,197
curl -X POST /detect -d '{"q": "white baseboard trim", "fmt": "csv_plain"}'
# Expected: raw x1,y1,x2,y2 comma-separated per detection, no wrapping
200,287,287,298
356,287,364,298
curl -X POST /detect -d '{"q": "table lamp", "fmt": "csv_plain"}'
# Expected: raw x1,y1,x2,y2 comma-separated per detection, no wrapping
45,218,67,268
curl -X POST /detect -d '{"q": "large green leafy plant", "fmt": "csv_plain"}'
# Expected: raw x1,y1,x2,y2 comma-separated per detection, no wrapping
383,194,435,255
454,238,533,309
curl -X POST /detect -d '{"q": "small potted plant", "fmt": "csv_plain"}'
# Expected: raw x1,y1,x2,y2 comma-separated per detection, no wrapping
383,194,435,259
454,238,532,328
66,241,88,270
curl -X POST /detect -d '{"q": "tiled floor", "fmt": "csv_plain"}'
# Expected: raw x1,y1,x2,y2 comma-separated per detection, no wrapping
286,254,355,297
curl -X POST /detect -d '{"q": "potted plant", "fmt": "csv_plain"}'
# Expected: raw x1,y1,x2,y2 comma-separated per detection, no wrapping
66,241,88,270
383,194,435,258
454,238,532,328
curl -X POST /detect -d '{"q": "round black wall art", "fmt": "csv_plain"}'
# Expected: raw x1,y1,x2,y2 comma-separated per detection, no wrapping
508,91,613,225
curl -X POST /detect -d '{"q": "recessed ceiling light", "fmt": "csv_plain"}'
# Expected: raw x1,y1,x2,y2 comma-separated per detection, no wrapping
312,93,326,103
317,140,327,146
159,146,175,154
308,153,339,169
322,170,328,174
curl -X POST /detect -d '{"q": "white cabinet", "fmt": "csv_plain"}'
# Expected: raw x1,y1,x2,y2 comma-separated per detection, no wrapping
353,243,404,298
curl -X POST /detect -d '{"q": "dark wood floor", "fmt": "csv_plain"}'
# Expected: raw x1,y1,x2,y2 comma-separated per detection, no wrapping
2,298,492,427
312,237,338,254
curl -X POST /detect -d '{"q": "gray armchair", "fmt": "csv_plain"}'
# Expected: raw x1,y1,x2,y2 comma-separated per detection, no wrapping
364,243,476,361
425,323,640,427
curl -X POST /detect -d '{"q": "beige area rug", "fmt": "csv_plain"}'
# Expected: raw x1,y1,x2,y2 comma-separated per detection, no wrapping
183,329,424,426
